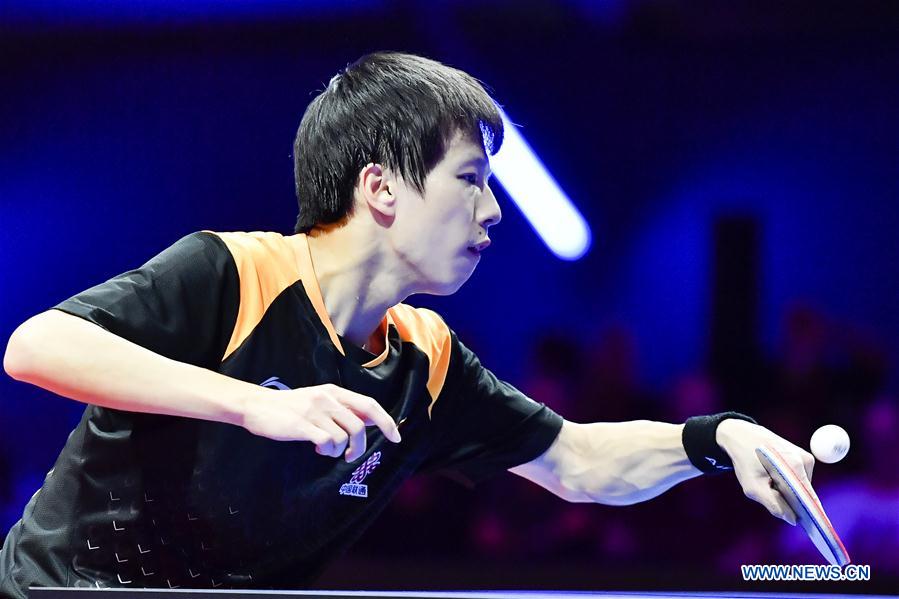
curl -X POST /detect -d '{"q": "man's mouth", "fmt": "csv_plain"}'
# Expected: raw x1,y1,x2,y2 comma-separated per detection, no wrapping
468,239,491,255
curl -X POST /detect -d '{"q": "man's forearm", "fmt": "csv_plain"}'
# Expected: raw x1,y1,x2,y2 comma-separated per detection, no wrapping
512,420,703,505
4,309,263,426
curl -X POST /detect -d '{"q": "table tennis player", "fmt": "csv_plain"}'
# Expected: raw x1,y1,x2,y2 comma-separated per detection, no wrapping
1,52,816,597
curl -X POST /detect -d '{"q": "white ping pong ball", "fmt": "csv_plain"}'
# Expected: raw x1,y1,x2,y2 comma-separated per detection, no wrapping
810,424,850,464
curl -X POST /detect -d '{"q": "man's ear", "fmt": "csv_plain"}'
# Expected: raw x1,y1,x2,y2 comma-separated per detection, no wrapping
359,163,396,219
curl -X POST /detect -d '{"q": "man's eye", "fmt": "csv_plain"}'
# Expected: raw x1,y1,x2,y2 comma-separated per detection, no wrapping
459,174,478,185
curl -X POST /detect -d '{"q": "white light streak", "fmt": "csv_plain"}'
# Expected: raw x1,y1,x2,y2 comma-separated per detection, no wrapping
491,109,592,260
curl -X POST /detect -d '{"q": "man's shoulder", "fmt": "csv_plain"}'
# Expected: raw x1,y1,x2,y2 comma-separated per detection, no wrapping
388,302,443,324
388,303,447,334
201,230,299,280
387,303,453,355
202,230,291,257
388,304,455,405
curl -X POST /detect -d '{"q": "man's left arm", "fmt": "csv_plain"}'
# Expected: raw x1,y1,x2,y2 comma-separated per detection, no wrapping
510,417,814,525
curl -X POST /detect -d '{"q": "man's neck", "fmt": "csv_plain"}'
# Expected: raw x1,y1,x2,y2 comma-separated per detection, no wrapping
299,219,413,352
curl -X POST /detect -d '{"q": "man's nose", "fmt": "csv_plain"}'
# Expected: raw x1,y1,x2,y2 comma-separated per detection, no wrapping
479,183,502,228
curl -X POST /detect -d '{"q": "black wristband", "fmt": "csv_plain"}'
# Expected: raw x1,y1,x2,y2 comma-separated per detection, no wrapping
682,411,757,475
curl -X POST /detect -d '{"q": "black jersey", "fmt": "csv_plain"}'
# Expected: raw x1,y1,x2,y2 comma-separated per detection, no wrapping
0,231,562,596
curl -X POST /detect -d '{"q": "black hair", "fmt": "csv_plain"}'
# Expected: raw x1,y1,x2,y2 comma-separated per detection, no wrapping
292,52,504,233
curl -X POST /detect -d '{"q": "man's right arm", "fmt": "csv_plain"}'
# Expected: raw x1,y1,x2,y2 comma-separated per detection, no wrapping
4,309,399,462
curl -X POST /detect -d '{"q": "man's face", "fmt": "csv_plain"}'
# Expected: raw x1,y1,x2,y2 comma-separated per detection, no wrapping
389,131,502,295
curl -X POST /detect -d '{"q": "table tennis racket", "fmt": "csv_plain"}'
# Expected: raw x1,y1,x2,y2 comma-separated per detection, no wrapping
756,444,850,567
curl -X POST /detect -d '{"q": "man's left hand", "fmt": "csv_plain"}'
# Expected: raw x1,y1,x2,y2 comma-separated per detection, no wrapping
716,418,816,525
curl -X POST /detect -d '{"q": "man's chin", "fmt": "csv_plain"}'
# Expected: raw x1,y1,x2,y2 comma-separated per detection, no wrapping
422,268,476,296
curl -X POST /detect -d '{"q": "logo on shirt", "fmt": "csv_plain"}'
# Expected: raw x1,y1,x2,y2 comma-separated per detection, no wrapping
705,456,731,470
260,376,291,391
339,451,382,498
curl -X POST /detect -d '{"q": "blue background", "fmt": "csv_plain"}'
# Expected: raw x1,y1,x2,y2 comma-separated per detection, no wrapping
1,0,898,593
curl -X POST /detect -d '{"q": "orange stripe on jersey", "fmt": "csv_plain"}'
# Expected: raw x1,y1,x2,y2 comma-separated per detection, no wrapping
385,304,452,417
209,231,301,361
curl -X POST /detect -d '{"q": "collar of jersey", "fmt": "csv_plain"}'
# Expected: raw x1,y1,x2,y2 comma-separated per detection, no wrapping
292,233,392,369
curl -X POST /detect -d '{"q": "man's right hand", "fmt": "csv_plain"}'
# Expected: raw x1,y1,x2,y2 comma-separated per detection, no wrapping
241,384,401,462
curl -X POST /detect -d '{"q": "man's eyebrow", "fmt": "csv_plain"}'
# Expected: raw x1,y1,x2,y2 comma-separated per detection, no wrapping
459,156,493,178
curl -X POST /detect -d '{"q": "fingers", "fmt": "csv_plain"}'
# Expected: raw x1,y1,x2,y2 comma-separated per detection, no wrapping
310,416,349,458
721,426,819,528
297,422,334,455
765,483,798,526
247,384,401,457
327,385,401,443
791,450,825,506
801,450,815,483
330,408,367,462
309,385,399,461
746,480,798,526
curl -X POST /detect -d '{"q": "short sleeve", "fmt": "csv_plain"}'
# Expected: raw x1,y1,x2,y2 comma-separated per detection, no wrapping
419,333,564,486
53,232,240,370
